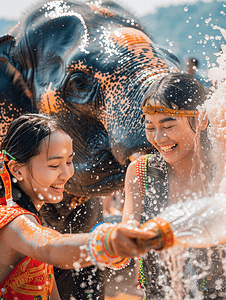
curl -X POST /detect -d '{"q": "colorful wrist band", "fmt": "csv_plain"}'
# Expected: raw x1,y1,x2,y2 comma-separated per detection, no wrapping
88,222,130,270
151,216,175,250
102,227,118,259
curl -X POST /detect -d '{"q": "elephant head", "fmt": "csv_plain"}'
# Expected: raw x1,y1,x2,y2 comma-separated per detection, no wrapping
0,0,180,197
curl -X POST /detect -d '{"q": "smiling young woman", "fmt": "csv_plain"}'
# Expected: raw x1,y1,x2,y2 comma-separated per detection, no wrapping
144,114,197,170
122,73,223,299
0,113,157,300
10,130,74,209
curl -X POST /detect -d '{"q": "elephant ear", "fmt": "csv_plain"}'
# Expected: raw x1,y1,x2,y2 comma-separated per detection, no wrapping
0,35,34,142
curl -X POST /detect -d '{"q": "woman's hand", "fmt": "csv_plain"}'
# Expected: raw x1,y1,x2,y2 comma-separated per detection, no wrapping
108,220,161,257
139,220,164,250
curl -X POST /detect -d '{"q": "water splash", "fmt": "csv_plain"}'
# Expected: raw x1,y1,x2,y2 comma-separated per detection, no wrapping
153,194,226,299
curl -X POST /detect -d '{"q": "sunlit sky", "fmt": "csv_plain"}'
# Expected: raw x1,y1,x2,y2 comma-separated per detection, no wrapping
0,0,219,20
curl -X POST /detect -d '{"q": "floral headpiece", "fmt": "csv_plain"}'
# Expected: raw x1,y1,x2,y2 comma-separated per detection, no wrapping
0,150,16,206
142,101,200,117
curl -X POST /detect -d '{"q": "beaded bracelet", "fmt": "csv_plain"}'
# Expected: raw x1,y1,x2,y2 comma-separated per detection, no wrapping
88,222,130,270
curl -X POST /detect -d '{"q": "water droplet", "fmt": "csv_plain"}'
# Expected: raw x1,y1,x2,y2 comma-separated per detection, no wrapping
38,194,44,200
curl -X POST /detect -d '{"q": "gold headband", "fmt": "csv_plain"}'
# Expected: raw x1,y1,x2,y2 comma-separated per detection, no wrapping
142,101,199,117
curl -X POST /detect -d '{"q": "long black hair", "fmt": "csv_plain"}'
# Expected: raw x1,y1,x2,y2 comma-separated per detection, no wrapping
0,113,71,215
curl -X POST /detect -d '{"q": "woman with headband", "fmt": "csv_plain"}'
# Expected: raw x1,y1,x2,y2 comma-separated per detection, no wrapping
122,73,225,299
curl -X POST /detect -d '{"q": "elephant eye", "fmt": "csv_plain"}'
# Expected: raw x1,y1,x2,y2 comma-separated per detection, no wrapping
67,73,90,90
76,79,86,88
70,74,87,89
63,72,93,104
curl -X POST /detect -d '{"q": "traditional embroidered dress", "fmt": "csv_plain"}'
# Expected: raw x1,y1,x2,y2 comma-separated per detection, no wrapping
136,152,226,300
0,202,54,300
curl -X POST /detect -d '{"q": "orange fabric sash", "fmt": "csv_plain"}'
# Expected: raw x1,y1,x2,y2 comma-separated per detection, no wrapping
0,204,54,299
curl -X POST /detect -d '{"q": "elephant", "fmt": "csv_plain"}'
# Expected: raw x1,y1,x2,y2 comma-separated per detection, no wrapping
0,0,180,299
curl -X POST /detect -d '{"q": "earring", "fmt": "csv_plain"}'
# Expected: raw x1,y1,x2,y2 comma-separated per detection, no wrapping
15,170,22,180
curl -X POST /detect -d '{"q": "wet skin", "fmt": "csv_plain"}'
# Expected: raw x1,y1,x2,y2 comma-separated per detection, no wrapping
123,110,207,225
11,130,75,210
144,114,196,167
144,112,209,204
